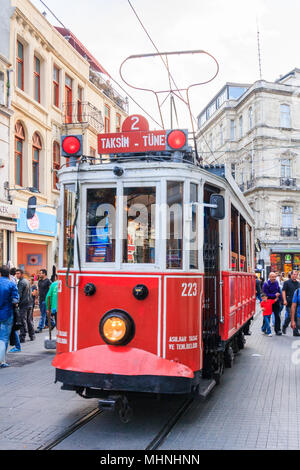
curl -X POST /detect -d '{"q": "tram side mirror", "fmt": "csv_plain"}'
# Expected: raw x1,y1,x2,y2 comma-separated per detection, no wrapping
210,194,225,220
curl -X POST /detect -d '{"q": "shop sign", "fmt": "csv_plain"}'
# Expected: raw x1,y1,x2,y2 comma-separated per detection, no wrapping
17,209,57,237
27,213,40,231
285,254,292,264
0,203,19,219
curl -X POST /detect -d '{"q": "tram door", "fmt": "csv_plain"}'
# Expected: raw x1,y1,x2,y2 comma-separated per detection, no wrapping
202,185,220,377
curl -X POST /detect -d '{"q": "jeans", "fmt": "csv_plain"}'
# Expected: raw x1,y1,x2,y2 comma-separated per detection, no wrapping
38,301,55,330
0,315,14,363
262,315,271,335
272,301,281,334
283,305,300,334
12,331,21,350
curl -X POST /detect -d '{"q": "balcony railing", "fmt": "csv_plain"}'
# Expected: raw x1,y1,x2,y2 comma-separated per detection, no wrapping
89,70,129,112
280,227,298,238
63,101,104,133
280,177,296,187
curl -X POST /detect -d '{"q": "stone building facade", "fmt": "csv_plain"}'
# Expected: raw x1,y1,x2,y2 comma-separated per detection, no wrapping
0,0,128,274
196,69,300,276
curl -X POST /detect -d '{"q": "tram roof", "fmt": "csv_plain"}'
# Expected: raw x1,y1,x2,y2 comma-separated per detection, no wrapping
59,158,254,224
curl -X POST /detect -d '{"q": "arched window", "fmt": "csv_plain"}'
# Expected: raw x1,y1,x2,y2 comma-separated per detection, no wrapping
53,141,60,189
15,121,25,186
32,132,42,191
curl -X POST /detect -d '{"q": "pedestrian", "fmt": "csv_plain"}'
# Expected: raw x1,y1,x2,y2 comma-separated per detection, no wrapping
45,274,58,330
35,269,53,333
15,268,35,343
290,287,300,335
261,292,279,336
0,265,19,368
9,303,22,353
9,267,17,284
282,270,300,336
263,272,282,335
256,275,262,302
30,276,38,317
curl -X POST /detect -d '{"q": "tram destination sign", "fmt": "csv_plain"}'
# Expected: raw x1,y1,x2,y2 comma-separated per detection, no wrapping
98,130,167,154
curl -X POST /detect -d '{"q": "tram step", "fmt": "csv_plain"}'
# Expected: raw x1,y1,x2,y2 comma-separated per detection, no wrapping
197,379,216,400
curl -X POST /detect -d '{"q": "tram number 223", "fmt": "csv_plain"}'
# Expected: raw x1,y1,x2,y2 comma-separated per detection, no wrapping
181,282,198,297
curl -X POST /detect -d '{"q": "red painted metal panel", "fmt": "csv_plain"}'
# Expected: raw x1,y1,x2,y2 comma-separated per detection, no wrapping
52,345,194,378
220,271,256,341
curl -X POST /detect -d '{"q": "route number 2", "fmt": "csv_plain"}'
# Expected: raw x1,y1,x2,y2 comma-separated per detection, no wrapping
181,282,198,297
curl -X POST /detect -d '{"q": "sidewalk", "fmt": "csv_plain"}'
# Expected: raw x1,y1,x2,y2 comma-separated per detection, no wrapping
0,319,98,450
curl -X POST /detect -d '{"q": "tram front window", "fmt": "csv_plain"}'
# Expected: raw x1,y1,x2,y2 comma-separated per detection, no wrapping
166,181,183,269
123,187,156,264
86,188,116,263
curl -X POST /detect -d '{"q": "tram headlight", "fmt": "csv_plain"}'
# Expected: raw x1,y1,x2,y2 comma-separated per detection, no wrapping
99,310,135,346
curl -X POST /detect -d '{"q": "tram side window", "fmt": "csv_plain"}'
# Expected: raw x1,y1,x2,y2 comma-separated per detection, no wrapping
190,183,198,269
167,181,183,269
231,206,239,271
123,187,156,264
240,216,247,272
86,188,116,263
63,184,76,268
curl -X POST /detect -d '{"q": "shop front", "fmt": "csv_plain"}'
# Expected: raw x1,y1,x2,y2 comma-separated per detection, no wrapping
270,252,300,275
0,203,19,265
16,208,57,276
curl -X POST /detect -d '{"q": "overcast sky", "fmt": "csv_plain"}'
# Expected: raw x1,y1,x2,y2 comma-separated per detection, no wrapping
30,0,300,130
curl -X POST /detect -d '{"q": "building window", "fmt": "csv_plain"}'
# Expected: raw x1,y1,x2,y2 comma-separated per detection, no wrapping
32,132,42,191
15,121,25,186
282,206,293,228
249,107,253,129
53,66,59,107
281,159,291,178
231,163,236,180
34,56,41,103
239,115,243,138
53,141,60,189
230,119,235,141
104,104,110,133
77,86,83,122
280,104,291,128
17,40,24,91
65,75,73,124
116,113,121,132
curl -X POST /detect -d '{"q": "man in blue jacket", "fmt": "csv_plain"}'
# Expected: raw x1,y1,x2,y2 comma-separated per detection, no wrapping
263,272,282,335
0,265,20,368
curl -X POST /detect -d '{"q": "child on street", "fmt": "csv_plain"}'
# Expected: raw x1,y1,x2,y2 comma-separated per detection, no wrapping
261,292,280,336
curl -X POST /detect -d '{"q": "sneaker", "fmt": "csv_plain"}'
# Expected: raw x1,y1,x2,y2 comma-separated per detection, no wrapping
293,332,300,337
268,333,273,337
282,326,287,334
276,331,282,336
9,347,21,353
0,363,10,368
261,331,266,335
35,329,42,333
30,336,36,341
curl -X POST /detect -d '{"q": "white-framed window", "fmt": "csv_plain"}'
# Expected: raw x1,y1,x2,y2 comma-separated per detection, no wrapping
282,206,293,228
281,159,291,178
280,104,291,128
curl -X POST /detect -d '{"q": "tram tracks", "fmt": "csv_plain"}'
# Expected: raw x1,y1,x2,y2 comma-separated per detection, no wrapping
37,397,194,450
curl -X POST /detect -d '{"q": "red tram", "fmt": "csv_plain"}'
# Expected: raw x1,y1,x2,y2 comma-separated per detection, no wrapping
51,117,255,414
